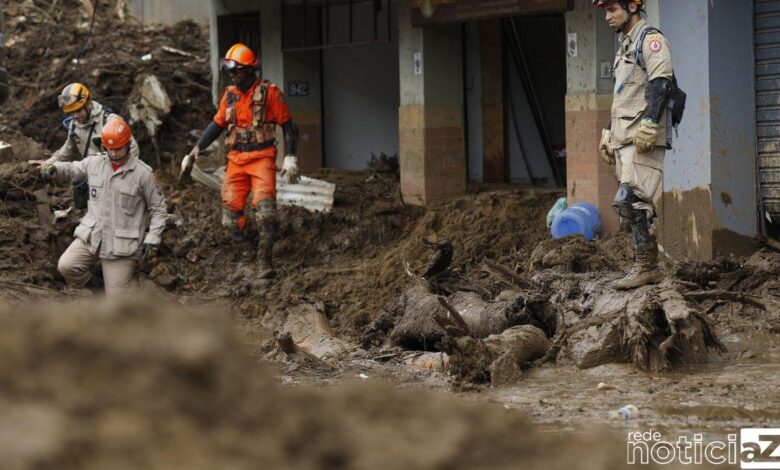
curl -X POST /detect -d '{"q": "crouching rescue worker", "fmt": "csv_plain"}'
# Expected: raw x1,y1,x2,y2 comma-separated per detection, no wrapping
29,83,140,210
189,43,300,279
595,0,674,289
31,118,167,298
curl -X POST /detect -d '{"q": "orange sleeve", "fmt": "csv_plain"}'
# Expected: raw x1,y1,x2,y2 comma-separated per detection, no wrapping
266,84,292,125
213,91,229,128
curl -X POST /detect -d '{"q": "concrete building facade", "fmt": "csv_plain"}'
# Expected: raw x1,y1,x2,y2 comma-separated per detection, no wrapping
138,0,766,261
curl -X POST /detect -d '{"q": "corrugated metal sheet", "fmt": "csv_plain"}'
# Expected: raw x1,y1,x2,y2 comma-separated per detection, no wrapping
756,0,780,219
191,164,336,213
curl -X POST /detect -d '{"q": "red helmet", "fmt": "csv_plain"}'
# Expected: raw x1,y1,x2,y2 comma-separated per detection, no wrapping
593,0,644,8
102,118,133,150
221,43,258,71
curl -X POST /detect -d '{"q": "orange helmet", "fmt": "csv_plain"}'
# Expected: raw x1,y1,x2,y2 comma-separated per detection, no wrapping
222,43,258,71
101,118,133,150
58,83,90,113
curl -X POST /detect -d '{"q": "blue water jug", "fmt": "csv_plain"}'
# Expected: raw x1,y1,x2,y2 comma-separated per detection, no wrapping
550,202,602,241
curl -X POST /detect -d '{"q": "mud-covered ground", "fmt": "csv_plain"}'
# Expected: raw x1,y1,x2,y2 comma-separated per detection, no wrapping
1,1,779,467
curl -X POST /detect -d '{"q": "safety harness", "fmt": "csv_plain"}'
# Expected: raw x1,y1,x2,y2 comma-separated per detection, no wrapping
224,80,276,152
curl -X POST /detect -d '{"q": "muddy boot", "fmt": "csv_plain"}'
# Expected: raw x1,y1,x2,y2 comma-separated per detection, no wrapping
613,211,664,290
255,199,277,280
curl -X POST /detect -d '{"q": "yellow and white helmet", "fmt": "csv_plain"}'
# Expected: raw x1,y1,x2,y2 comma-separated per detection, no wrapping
57,83,90,113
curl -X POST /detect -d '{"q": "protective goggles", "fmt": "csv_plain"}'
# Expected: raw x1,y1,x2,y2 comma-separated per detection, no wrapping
58,93,85,108
221,59,251,71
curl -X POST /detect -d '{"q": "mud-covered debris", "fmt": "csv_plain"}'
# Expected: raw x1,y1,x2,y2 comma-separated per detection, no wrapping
402,351,450,371
389,284,531,350
127,74,172,157
528,237,621,274
440,324,550,386
281,303,355,362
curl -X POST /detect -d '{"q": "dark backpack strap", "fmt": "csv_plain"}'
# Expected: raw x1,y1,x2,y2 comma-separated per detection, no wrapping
101,107,114,127
81,123,96,161
635,26,661,72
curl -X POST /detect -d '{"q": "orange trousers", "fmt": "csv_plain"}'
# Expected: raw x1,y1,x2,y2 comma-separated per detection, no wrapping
221,156,276,231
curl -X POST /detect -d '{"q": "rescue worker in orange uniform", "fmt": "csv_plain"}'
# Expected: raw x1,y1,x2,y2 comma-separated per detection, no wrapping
190,43,300,279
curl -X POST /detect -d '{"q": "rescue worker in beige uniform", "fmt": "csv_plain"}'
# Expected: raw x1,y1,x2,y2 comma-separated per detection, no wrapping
32,118,167,298
29,83,140,210
595,0,674,289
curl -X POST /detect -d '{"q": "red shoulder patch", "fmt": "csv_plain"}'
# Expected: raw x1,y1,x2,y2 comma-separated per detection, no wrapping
649,40,662,53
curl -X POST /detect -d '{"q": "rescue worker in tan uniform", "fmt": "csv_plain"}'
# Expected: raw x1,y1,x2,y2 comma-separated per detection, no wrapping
595,0,674,289
29,83,140,209
32,118,167,298
190,43,300,280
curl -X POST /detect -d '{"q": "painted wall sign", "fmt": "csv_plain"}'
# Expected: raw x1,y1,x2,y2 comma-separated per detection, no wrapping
411,0,573,26
288,81,309,97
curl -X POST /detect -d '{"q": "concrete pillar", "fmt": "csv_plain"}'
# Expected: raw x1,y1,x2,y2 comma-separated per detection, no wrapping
398,0,466,205
480,20,505,182
260,2,283,86
564,1,620,234
658,0,757,259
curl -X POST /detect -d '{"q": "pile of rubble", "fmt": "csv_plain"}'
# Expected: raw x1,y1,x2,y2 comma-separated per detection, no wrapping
1,0,212,165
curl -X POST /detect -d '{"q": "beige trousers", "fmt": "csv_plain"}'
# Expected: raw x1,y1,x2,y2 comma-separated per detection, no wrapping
58,238,136,298
615,144,665,218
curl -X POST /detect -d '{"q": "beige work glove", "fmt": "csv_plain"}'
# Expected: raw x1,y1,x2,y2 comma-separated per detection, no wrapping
281,155,301,184
634,120,659,154
599,129,615,165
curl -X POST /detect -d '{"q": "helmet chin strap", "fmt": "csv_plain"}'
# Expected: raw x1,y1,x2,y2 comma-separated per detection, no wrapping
616,3,636,33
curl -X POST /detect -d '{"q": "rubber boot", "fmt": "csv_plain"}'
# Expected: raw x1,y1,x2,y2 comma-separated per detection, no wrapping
255,199,277,280
613,211,664,290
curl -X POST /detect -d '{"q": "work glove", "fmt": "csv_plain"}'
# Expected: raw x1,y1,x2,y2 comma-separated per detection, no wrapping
281,155,301,184
41,164,58,179
599,129,615,165
634,119,659,154
189,145,200,160
141,243,159,263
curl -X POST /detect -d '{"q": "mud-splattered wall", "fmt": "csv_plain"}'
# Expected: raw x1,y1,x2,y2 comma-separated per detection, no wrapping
658,0,756,259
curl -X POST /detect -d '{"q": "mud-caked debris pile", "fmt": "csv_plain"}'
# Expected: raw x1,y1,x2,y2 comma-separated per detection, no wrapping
2,0,212,164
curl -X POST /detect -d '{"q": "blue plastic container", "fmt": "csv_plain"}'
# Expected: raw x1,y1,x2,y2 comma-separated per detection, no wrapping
571,202,601,235
550,202,602,241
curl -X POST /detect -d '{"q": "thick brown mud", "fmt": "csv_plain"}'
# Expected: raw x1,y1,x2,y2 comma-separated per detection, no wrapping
0,1,778,467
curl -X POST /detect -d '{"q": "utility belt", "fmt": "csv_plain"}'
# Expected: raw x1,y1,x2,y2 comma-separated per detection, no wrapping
225,124,275,151
232,141,275,152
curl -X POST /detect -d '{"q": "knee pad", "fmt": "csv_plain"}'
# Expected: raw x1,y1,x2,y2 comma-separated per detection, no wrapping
221,208,247,240
612,183,638,218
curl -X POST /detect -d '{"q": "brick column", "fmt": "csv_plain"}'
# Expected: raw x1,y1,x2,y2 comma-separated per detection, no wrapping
398,0,465,205
400,106,465,204
565,94,618,234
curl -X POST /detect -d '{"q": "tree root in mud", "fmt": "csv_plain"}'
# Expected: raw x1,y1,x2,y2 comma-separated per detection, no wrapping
438,325,550,385
388,267,728,383
388,284,540,350
551,278,727,371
